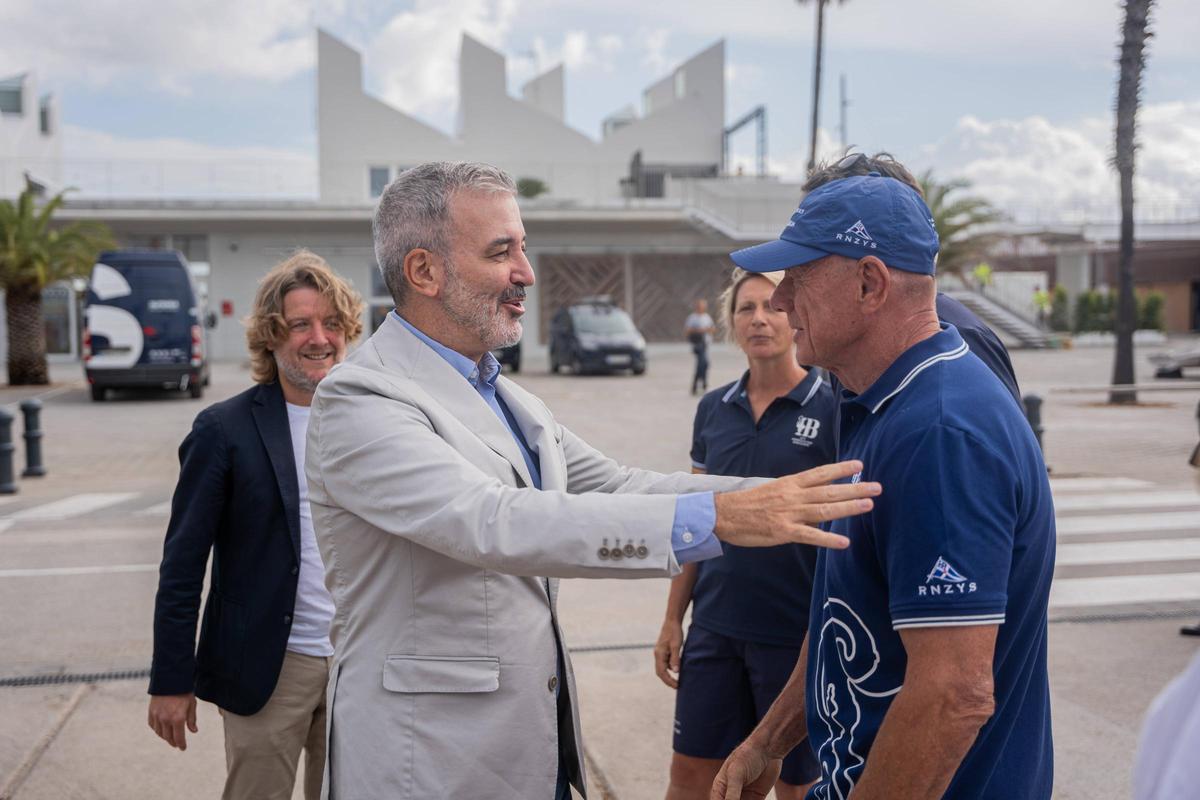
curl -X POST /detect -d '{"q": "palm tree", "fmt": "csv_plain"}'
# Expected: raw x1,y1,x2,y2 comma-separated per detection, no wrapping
0,187,114,385
1110,0,1154,405
797,0,848,174
919,171,1005,277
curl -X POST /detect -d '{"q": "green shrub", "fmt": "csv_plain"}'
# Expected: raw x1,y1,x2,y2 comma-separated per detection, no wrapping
516,177,548,199
1138,292,1165,331
1073,291,1093,332
1049,286,1070,332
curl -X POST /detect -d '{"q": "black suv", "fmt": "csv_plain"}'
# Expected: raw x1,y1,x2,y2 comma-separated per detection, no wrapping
492,341,521,373
549,298,647,375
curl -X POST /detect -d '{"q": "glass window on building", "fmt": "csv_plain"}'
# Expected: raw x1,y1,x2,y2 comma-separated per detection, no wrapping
38,97,51,134
42,284,74,356
369,260,390,298
369,166,390,198
0,86,22,115
122,234,168,249
172,234,210,263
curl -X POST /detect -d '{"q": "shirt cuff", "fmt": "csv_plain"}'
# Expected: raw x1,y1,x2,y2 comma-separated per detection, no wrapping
671,492,721,564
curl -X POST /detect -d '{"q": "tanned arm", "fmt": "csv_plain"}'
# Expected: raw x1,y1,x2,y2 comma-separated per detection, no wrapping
849,625,997,799
711,635,811,799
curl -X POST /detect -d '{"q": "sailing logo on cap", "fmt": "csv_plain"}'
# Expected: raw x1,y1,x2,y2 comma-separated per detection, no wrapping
845,221,873,241
835,220,878,249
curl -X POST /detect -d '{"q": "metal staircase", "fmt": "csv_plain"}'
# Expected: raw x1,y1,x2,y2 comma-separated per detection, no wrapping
942,288,1051,349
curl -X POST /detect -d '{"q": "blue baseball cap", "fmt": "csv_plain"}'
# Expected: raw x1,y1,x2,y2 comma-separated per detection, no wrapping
730,174,940,275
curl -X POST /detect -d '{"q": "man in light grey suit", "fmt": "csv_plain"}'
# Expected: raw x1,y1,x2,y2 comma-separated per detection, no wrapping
306,162,880,800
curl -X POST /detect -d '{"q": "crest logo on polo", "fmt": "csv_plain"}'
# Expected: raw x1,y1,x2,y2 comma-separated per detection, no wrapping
792,415,821,447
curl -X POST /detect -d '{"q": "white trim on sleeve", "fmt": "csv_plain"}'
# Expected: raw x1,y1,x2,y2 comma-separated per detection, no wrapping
892,612,1006,630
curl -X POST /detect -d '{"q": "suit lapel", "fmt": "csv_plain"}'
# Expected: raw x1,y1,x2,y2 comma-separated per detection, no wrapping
371,317,535,488
252,382,301,560
496,378,565,492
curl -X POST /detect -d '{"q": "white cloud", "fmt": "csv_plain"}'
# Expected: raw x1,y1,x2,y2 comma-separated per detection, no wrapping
725,61,764,89
365,0,518,126
636,28,674,75
914,102,1200,222
59,125,316,199
512,30,624,83
515,0,1200,63
0,0,314,91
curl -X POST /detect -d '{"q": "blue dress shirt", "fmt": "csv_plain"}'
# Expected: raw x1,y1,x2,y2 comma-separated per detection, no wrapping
389,311,720,563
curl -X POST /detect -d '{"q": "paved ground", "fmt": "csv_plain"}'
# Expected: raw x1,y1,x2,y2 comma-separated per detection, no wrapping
0,339,1197,799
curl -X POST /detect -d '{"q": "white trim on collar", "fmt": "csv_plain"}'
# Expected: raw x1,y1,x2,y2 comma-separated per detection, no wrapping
800,376,825,407
870,341,970,414
721,378,745,404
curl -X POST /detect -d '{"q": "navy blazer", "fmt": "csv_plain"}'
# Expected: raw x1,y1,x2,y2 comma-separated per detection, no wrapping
149,381,302,715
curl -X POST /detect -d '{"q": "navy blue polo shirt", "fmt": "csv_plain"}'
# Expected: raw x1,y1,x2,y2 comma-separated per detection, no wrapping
690,369,837,647
935,293,1021,405
805,325,1055,799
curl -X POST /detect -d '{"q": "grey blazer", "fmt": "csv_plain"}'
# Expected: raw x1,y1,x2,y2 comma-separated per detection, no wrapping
307,316,752,799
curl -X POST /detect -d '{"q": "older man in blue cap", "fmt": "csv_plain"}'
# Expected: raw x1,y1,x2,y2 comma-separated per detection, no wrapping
712,174,1056,800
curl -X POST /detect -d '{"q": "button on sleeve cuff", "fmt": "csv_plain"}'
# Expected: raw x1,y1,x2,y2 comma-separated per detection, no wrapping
671,492,721,564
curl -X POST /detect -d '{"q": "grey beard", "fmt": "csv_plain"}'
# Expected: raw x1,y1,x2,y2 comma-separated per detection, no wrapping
442,260,524,350
276,354,321,394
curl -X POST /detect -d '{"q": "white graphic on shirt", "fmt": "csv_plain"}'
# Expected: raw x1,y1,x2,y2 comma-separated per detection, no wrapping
792,415,822,447
926,556,968,584
812,597,902,800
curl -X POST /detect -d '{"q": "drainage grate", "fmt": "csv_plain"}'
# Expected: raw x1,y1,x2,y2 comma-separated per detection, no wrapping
0,669,150,688
2,610,1193,687
1049,608,1198,624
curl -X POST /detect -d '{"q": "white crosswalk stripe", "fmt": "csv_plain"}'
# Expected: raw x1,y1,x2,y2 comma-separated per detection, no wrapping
133,501,173,517
1047,476,1154,493
1049,478,1200,613
1057,539,1200,566
1057,511,1199,537
3,492,141,522
1050,573,1200,608
1052,490,1200,513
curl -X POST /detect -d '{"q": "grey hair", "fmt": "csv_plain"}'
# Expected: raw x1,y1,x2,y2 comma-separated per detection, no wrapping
373,161,517,307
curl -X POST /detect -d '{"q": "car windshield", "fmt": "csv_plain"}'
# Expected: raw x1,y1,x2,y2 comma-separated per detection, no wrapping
570,306,636,335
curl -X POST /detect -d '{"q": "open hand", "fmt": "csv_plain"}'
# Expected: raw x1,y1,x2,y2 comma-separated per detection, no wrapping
713,460,880,549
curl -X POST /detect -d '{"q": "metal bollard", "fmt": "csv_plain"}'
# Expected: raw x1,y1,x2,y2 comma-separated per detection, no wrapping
0,408,16,493
20,398,45,477
1023,393,1044,454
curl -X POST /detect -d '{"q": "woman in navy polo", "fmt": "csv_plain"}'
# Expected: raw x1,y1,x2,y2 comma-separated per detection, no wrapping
655,268,837,799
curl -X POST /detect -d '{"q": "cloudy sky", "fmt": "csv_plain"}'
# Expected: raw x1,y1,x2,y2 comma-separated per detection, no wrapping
2,0,1199,219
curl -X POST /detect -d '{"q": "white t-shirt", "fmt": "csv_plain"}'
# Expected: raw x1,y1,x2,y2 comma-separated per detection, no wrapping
284,403,335,657
1134,649,1200,799
685,312,715,345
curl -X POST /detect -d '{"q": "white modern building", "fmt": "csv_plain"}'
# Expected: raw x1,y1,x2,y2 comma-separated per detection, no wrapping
0,71,60,197
317,29,725,204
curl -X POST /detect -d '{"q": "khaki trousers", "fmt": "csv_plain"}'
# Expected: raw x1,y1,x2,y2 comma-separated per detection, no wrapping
220,650,331,800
